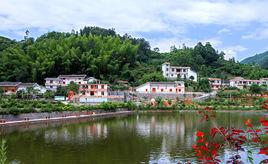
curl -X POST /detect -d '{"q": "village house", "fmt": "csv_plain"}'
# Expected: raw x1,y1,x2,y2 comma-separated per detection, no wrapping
58,74,87,86
17,83,47,94
45,74,99,91
45,77,61,91
162,62,198,82
208,78,230,90
0,82,21,94
208,78,222,90
135,81,185,94
79,83,109,103
230,77,267,89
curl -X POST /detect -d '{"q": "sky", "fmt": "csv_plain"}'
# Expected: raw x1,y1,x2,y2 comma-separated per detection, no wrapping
1,0,268,61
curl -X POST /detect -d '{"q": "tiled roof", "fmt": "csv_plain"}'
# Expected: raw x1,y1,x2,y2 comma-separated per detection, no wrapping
45,77,60,81
18,83,38,87
208,78,221,80
136,81,184,89
58,74,86,78
0,82,21,86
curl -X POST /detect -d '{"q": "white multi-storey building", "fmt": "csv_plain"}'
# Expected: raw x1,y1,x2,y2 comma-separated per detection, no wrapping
79,84,109,103
162,62,198,82
45,78,61,91
136,81,185,94
230,77,268,89
208,78,230,90
45,74,99,91
58,74,87,86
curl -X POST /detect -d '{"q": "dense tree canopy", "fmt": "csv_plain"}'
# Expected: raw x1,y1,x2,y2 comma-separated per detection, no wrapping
0,26,267,87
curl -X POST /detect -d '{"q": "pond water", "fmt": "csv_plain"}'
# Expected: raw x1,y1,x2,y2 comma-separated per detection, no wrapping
0,111,268,164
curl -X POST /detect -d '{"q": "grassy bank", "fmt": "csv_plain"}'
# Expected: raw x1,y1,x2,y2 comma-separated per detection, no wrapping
0,95,267,115
0,99,137,115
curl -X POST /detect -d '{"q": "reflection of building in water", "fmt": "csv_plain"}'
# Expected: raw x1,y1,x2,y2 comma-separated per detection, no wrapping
135,115,197,153
44,123,107,143
137,115,195,163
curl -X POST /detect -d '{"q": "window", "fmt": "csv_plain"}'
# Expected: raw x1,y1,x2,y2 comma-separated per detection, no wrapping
166,68,168,71
50,80,53,83
171,74,173,76
145,89,148,92
166,74,168,76
91,85,94,89
172,68,174,72
63,78,66,80
63,82,66,84
78,82,81,84
101,85,104,89
161,89,164,92
101,92,105,95
90,91,94,96
50,86,53,88
78,78,81,80
12,89,15,92
178,89,181,92
169,89,172,92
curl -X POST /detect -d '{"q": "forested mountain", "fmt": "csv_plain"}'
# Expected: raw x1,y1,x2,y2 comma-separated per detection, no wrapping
241,51,268,69
0,26,268,86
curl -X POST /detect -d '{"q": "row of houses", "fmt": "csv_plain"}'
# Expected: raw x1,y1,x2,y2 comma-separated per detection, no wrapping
161,62,268,90
0,82,47,95
208,77,268,90
45,75,99,91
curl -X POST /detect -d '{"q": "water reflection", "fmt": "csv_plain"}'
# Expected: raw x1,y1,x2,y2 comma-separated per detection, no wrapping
0,111,266,164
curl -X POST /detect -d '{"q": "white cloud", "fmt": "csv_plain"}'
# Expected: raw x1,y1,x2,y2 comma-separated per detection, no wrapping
201,37,222,48
150,36,222,52
223,45,247,59
1,0,267,60
1,0,268,35
217,28,231,35
150,37,196,52
242,27,268,40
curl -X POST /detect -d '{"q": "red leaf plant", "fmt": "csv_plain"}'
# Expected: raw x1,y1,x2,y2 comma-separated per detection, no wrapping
198,106,216,122
192,130,222,163
192,105,268,163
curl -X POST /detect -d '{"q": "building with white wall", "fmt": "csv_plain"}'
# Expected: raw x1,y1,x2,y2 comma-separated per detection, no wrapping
162,62,197,82
79,84,109,103
208,78,222,90
58,74,87,86
136,81,185,94
18,83,47,94
230,77,268,89
45,77,61,91
79,84,108,97
45,75,100,91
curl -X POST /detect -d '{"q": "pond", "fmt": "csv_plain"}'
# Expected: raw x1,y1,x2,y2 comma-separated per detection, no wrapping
0,111,267,164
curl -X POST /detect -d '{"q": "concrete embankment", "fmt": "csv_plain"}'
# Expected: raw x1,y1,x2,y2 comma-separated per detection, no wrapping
0,109,132,126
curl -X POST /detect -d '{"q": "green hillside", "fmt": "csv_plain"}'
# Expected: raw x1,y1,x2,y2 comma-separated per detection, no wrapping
0,26,268,86
241,51,268,69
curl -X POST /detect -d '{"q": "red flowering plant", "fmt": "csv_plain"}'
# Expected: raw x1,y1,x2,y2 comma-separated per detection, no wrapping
192,100,268,163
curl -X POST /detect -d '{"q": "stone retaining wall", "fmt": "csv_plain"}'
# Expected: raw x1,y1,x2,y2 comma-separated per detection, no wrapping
0,108,128,122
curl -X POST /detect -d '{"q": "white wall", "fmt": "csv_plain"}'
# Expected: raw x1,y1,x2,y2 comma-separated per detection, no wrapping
136,83,185,94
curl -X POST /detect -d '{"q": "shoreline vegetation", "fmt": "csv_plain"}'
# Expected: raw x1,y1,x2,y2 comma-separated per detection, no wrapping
0,96,267,115
0,88,267,125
